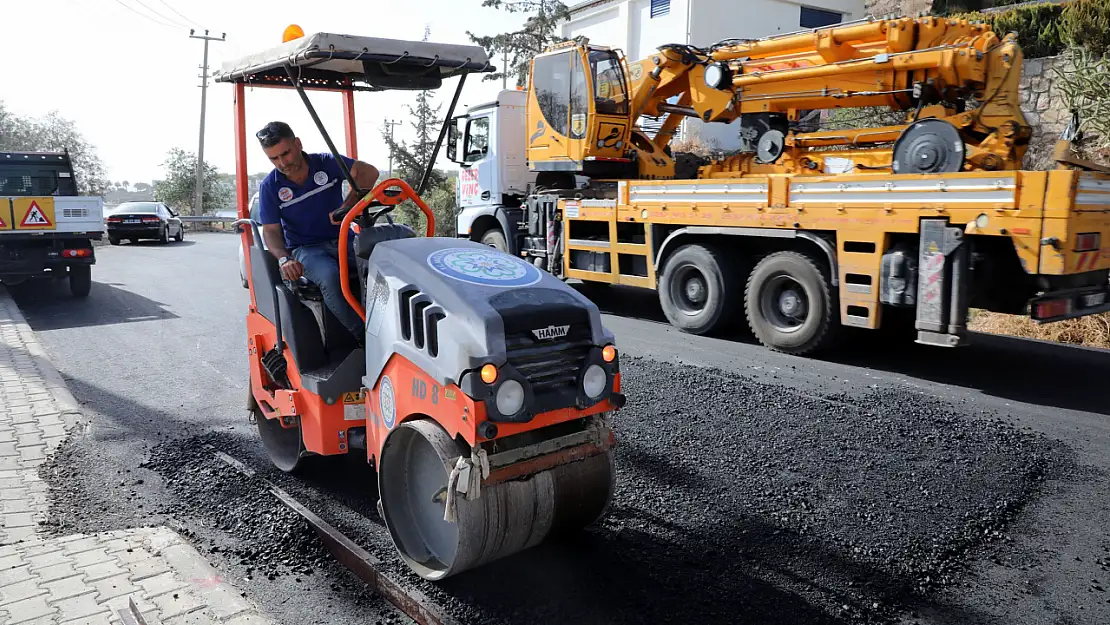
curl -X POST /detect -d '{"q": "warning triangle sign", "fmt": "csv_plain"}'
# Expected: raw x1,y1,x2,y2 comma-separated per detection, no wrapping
0,213,6,228
21,201,52,227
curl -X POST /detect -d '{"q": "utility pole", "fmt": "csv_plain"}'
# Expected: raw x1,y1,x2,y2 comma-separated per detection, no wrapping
385,119,402,177
190,29,225,216
502,50,508,90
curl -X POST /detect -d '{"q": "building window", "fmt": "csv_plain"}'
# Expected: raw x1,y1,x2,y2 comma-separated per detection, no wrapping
800,6,842,28
651,0,670,18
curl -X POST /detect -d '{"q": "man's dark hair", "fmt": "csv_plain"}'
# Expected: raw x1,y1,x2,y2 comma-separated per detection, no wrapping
256,121,295,148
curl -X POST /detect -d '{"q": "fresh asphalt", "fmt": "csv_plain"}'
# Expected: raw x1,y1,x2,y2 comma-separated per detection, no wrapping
10,232,1110,625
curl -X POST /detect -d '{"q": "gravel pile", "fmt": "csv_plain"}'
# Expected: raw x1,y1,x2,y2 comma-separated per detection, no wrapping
139,438,336,583
124,355,1068,625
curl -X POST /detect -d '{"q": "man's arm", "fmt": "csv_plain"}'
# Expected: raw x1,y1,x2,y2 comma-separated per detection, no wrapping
338,160,380,213
258,184,304,281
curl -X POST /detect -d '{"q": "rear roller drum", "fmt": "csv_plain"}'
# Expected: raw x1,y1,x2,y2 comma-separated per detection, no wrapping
254,408,308,473
378,419,614,580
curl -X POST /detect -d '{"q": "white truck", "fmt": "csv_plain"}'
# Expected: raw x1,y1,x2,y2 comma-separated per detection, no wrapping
447,89,538,254
0,150,105,297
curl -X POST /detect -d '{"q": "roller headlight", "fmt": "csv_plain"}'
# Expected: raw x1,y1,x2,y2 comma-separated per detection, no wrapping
582,364,607,399
495,379,525,416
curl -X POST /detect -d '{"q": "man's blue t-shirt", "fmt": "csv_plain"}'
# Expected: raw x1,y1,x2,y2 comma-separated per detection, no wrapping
258,151,354,249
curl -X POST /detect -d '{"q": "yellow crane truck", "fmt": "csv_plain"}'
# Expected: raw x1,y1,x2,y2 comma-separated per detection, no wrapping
448,16,1110,355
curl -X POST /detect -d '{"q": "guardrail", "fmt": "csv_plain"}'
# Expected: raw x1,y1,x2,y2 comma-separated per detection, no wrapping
179,215,240,232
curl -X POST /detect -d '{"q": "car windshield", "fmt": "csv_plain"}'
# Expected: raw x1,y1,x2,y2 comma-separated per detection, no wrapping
113,203,159,214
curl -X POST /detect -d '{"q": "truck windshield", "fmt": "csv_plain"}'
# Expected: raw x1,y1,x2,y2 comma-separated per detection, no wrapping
589,49,628,116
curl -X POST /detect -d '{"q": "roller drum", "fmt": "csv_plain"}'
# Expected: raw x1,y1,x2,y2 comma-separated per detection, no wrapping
378,419,615,580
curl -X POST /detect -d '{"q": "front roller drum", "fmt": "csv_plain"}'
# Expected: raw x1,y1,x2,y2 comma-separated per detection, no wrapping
377,419,615,581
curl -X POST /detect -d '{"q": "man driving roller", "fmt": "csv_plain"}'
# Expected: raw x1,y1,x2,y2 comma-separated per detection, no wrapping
256,121,379,340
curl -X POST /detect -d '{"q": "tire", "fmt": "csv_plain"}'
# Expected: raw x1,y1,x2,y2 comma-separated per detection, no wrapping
479,229,508,253
657,243,741,335
109,236,120,246
744,250,838,355
69,265,91,298
159,226,170,244
174,225,184,242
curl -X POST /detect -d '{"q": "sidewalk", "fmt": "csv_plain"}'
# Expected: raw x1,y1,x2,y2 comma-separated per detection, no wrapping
0,287,277,625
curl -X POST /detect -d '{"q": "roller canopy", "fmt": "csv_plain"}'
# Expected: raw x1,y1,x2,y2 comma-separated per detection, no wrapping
213,32,494,91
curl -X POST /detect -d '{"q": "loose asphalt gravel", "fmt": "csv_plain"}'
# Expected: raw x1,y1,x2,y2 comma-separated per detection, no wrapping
12,233,1110,625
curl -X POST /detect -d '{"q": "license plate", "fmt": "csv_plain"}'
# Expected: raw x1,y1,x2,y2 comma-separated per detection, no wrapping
124,219,141,224
1081,292,1107,308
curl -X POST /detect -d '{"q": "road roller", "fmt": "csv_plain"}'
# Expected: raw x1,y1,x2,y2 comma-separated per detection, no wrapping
217,28,625,580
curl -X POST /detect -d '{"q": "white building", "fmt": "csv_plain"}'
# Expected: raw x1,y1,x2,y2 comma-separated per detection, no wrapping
561,0,866,150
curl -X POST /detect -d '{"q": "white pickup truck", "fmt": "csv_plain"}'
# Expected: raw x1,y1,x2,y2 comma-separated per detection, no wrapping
0,150,105,297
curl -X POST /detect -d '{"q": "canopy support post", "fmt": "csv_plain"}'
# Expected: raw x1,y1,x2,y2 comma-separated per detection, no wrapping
418,72,468,196
284,64,364,197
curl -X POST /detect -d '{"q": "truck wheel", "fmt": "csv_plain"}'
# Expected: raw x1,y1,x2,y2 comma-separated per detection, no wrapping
658,243,740,335
745,251,837,355
69,265,92,298
480,229,508,253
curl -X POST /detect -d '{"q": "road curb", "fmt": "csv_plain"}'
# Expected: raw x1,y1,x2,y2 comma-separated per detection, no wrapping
0,285,84,421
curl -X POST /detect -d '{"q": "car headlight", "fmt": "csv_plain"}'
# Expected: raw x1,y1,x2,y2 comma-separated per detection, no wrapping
582,364,607,399
495,379,525,416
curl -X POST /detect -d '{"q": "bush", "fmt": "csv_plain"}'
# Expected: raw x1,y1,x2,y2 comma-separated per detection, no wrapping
1060,0,1110,56
953,4,1067,59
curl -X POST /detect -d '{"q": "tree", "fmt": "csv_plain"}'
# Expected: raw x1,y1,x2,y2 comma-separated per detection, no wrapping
0,101,109,196
467,0,571,87
378,27,459,237
134,182,152,193
153,147,232,215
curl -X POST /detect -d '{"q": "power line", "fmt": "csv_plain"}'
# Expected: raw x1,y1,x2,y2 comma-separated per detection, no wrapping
156,0,203,28
131,0,191,28
109,0,178,29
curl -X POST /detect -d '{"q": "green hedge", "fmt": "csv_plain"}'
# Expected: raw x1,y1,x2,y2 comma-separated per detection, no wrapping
945,0,1110,59
954,4,1067,59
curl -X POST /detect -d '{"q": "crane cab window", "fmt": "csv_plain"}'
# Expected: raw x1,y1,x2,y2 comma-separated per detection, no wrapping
590,49,628,116
464,116,490,163
532,51,572,137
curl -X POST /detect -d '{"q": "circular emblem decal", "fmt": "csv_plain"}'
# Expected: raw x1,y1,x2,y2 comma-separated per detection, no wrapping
379,375,396,430
427,248,543,288
277,187,293,202
313,171,329,186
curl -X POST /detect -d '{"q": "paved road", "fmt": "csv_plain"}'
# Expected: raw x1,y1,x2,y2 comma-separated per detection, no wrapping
9,232,1110,625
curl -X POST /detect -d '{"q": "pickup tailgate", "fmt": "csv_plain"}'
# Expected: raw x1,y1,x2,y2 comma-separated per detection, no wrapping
0,196,104,235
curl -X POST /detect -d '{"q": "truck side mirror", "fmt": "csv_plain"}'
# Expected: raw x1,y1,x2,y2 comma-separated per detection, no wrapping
446,120,459,163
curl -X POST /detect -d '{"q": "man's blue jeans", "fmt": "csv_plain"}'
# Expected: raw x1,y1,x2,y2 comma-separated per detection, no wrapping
290,238,364,341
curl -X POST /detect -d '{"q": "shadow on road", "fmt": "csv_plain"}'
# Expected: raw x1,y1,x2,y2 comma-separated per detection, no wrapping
9,279,179,331
578,283,1110,416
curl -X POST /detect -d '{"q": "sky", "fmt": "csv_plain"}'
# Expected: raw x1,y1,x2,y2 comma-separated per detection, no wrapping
1,0,535,184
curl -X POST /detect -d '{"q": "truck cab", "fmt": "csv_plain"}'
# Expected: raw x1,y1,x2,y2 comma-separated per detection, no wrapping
0,150,104,297
447,89,536,254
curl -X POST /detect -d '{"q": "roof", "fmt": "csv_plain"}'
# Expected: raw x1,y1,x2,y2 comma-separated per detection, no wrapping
567,0,620,16
212,33,494,92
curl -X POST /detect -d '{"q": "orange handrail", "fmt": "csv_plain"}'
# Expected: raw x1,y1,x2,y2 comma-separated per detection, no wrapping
338,178,437,322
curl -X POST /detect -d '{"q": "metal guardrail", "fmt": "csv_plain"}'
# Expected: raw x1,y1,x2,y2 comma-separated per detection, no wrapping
179,215,238,223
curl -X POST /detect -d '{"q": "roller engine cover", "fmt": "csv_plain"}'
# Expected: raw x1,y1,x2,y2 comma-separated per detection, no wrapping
361,236,617,421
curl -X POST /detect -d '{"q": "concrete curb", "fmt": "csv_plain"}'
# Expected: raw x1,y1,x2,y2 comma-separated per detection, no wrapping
0,285,84,420
0,286,278,624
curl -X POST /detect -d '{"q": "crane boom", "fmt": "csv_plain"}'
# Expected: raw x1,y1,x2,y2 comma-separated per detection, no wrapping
526,15,1031,184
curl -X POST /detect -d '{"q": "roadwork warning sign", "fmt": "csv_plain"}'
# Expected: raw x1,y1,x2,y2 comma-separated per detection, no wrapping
13,198,55,230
